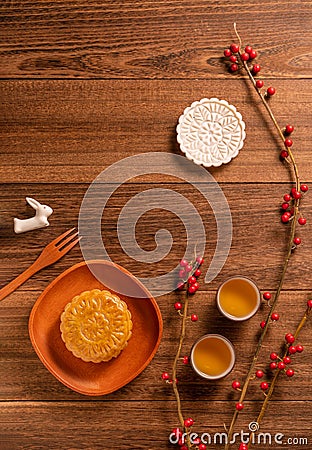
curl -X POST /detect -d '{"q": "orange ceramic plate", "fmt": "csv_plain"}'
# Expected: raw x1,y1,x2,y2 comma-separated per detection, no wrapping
29,260,163,396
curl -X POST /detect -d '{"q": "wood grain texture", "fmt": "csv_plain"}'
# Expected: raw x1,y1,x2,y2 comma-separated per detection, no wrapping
0,400,311,449
1,1,312,79
0,183,311,290
1,79,311,183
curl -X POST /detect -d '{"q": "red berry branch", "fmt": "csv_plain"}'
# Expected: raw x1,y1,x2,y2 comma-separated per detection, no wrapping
161,256,204,450
222,24,309,449
245,300,312,449
163,24,309,450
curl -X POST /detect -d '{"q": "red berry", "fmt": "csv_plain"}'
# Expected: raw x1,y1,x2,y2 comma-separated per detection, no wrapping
177,281,185,291
236,402,244,411
281,213,290,223
194,268,201,277
230,63,239,72
307,299,312,309
174,302,182,311
293,237,301,245
161,372,170,380
260,321,266,329
232,380,241,390
188,285,196,294
278,362,285,370
230,43,239,53
270,352,278,360
283,356,291,365
183,355,189,364
284,193,291,202
179,269,186,279
298,217,307,225
260,381,269,390
285,124,294,135
291,187,297,197
286,368,295,377
271,313,280,321
288,346,297,355
280,150,289,159
191,314,198,322
230,55,237,63
199,445,207,450
296,344,304,353
300,184,308,192
267,86,276,96
180,446,188,450
180,259,188,267
185,264,193,272
196,256,204,265
249,49,257,59
184,417,194,427
252,64,261,73
285,333,295,344
256,79,264,88
270,362,277,370
293,190,301,200
224,48,232,57
245,45,252,54
241,52,250,61
263,292,271,300
285,138,293,147
193,438,201,446
239,444,248,450
281,202,289,210
256,370,264,378
188,276,197,285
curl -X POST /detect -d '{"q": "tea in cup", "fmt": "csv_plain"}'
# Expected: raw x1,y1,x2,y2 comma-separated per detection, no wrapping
190,334,235,380
217,276,260,321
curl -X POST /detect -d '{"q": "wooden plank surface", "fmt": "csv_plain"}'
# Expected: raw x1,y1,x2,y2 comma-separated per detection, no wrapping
1,80,311,183
1,1,312,80
0,400,311,449
1,1,312,449
0,183,311,290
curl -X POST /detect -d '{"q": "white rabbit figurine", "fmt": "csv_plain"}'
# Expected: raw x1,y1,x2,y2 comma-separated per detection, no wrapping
14,197,53,234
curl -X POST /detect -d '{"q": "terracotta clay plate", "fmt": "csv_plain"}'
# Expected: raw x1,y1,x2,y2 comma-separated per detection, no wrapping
29,260,163,396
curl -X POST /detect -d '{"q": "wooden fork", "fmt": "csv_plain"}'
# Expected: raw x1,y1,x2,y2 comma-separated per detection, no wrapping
0,228,80,302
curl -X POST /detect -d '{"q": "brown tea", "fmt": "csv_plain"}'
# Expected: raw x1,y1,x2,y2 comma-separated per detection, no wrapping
218,277,259,319
192,335,234,378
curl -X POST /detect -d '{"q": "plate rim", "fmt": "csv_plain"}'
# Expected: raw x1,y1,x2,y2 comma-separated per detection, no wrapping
28,259,163,396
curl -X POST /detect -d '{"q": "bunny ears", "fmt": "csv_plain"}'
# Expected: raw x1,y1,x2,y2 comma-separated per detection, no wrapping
26,197,42,210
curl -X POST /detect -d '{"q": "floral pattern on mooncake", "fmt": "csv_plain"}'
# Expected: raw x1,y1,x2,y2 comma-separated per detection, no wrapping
60,289,132,363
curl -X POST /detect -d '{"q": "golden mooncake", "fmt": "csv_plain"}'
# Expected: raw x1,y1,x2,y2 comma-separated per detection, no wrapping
60,289,132,363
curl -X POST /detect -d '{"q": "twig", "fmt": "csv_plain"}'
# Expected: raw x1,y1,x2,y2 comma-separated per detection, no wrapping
248,305,311,447
172,294,189,427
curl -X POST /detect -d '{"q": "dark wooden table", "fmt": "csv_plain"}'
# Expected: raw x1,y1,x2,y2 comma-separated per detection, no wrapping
1,2,311,449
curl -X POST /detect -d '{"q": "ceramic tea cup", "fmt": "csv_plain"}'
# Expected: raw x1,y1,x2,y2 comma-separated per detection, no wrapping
190,334,235,380
217,276,261,322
